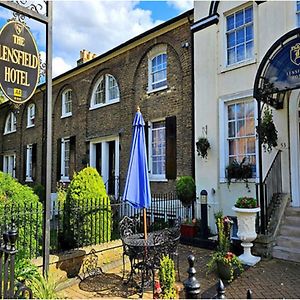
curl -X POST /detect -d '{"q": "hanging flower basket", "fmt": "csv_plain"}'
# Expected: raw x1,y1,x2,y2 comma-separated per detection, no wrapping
256,106,278,153
196,137,210,159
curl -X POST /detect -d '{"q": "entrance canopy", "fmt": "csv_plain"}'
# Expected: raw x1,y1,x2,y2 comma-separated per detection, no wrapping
254,28,300,108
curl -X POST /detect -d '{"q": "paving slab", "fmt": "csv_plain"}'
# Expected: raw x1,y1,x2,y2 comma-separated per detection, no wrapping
58,244,300,299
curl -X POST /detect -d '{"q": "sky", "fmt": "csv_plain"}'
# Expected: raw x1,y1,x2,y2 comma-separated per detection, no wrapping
0,0,193,78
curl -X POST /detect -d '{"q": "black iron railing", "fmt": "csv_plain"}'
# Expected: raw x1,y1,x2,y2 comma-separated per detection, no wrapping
0,223,32,299
256,150,282,234
0,193,187,258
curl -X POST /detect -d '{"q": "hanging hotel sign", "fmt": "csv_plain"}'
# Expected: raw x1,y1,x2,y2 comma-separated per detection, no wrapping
0,20,40,104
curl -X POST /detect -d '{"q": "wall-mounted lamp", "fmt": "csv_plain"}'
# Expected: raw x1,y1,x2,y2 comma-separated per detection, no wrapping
181,42,190,49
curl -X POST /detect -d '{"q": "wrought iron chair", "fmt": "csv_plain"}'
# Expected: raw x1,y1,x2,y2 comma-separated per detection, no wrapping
119,216,138,280
166,218,181,280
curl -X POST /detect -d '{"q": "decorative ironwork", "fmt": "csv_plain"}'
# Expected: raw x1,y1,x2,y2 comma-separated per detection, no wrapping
256,78,285,109
81,249,103,280
13,0,46,16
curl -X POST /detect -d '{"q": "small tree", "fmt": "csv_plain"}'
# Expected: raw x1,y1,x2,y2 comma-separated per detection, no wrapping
61,167,111,249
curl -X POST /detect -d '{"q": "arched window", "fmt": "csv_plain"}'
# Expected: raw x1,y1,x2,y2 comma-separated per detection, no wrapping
147,45,168,92
27,103,35,128
62,89,72,117
4,112,16,134
90,74,120,109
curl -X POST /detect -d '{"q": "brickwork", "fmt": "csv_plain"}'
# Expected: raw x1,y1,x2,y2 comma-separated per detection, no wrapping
0,11,194,196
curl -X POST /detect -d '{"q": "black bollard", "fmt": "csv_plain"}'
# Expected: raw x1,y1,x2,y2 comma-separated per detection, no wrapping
183,255,201,299
216,279,226,299
247,289,253,299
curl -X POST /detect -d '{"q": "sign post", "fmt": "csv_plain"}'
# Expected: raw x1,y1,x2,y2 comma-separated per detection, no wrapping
0,1,52,277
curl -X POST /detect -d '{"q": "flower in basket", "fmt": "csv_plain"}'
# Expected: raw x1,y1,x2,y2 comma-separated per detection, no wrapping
207,250,243,282
235,196,258,209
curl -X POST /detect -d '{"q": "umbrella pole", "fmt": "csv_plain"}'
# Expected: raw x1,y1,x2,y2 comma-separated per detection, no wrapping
143,208,148,240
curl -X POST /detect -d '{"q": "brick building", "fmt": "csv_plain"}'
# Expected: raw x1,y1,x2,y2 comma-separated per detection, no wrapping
0,10,194,198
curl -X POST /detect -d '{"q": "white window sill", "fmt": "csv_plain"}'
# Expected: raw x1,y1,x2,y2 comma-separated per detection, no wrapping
147,85,168,95
60,178,70,183
4,130,16,135
220,58,256,74
61,113,72,119
89,99,120,110
26,124,35,129
25,178,33,182
219,177,258,184
150,177,168,182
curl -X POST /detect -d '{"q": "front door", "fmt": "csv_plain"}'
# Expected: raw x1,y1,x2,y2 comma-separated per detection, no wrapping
290,91,300,207
90,136,119,198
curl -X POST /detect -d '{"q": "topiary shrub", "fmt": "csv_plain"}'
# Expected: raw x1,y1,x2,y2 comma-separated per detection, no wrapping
0,172,43,259
175,176,196,207
61,167,111,249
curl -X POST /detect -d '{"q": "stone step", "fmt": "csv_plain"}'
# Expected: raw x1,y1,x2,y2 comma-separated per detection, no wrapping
285,207,300,217
284,216,300,226
279,225,300,237
273,246,300,263
276,235,300,249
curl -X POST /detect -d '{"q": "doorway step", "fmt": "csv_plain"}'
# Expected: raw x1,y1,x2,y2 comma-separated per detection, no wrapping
273,207,300,262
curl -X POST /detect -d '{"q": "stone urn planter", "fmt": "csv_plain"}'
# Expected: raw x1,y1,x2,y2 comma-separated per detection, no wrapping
232,206,261,266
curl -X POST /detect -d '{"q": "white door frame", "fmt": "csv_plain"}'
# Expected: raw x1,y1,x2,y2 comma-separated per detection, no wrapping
89,135,120,198
289,90,300,207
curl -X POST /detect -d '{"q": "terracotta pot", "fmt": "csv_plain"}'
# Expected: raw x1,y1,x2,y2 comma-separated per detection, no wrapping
180,224,197,238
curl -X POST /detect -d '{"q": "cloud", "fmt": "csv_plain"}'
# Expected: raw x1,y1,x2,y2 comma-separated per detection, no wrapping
52,0,162,76
166,0,193,12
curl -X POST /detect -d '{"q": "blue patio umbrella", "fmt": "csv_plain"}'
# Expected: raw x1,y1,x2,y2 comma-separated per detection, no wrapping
123,107,151,238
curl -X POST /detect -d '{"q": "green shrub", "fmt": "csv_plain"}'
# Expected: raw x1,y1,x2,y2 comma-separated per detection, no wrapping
158,255,176,299
30,274,59,299
0,172,42,259
175,176,196,207
32,183,45,203
61,167,111,249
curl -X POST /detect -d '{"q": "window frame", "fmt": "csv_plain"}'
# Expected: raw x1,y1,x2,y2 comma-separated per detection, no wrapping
3,154,16,178
90,74,120,110
219,92,258,182
25,144,33,182
27,103,35,128
296,1,300,27
147,45,168,94
148,119,167,181
61,89,72,118
4,112,16,135
224,4,254,67
60,137,70,182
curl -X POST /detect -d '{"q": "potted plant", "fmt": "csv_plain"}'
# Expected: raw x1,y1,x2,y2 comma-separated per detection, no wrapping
196,137,210,159
226,158,252,190
256,106,278,153
232,197,261,266
176,176,196,207
207,214,243,282
176,176,196,238
180,218,198,238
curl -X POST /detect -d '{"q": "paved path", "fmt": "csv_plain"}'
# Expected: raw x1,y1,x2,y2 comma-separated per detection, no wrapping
58,244,300,299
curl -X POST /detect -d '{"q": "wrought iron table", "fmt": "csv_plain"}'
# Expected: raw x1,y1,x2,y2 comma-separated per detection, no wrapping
122,230,170,295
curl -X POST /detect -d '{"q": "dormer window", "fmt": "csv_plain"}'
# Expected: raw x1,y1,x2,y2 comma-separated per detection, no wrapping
27,104,35,128
90,74,120,109
4,112,16,134
62,89,72,117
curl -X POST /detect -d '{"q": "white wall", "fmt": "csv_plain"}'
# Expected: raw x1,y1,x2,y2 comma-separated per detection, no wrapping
194,1,298,230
